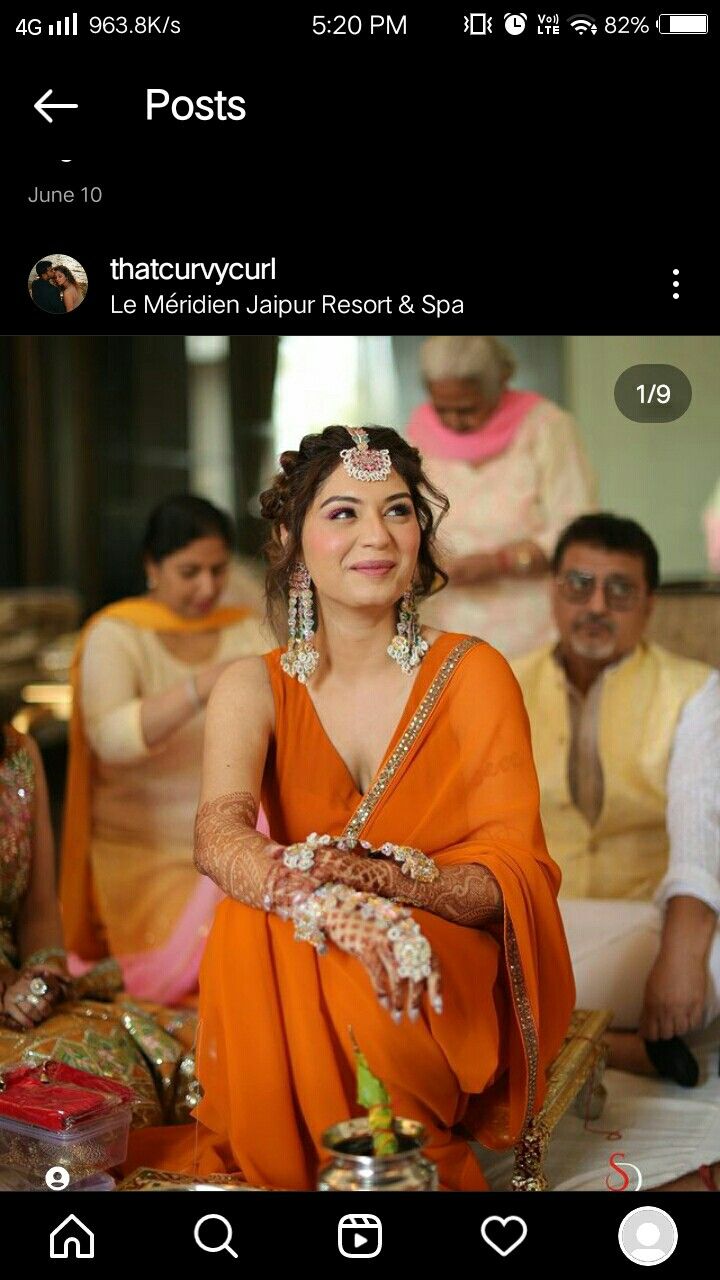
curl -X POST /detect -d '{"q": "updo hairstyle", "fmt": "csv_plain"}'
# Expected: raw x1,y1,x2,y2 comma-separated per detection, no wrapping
259,425,449,641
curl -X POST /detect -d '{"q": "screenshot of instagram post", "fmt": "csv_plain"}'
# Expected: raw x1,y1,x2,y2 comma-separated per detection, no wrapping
3,3,719,1269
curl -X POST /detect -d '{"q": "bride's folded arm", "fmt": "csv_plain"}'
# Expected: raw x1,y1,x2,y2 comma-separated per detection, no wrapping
192,659,318,911
292,846,503,927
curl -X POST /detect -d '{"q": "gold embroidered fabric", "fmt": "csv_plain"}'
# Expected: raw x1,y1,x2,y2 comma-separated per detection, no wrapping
506,917,540,1129
0,730,200,1129
0,979,200,1128
117,1166,273,1191
0,729,35,967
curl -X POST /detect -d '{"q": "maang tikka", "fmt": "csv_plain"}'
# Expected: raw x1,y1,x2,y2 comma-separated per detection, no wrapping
340,427,392,483
280,561,320,684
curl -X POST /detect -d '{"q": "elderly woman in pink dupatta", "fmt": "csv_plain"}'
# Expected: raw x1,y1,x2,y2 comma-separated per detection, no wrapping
408,336,597,658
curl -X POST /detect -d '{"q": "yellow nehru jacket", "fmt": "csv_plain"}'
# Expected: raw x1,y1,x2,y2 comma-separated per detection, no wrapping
512,642,712,900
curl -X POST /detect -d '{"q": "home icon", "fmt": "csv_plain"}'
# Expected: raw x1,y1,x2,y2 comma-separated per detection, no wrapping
50,1214,95,1260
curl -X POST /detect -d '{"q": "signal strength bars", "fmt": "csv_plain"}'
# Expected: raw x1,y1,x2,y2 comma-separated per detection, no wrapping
48,13,78,36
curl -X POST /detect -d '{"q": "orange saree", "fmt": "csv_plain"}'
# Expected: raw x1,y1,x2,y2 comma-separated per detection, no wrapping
135,632,574,1190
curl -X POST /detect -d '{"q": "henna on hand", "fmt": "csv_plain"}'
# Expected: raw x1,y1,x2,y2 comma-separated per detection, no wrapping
417,863,502,926
195,790,285,908
306,847,502,927
319,890,442,1022
194,791,331,912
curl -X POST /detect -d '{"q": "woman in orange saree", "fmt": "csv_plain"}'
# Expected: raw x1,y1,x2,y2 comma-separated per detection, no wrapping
133,427,575,1190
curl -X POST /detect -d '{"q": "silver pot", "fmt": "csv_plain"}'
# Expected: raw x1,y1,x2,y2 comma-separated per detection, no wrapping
317,1117,438,1191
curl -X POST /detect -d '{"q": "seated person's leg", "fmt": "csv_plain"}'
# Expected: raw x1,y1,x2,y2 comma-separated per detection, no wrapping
560,897,661,1028
560,897,717,1084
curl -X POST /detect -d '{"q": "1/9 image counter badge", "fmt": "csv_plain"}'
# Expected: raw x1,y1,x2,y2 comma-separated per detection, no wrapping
614,364,692,422
28,255,87,315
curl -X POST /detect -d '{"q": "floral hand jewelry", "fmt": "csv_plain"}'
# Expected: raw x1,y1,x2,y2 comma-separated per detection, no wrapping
291,882,435,986
283,830,378,869
376,842,439,883
330,833,438,884
282,831,335,871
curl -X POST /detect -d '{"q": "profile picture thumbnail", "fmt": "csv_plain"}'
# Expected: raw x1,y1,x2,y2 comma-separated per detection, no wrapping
28,254,88,315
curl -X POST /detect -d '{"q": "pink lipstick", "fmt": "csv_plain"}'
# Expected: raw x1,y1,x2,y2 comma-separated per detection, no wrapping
351,561,395,576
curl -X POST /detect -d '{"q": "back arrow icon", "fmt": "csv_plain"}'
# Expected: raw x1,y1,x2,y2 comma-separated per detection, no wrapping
34,90,79,123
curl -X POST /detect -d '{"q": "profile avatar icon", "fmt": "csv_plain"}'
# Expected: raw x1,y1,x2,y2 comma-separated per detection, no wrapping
618,1205,678,1267
45,1165,71,1191
28,254,87,315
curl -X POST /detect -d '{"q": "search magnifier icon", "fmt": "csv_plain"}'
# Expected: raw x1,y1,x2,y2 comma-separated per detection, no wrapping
194,1214,239,1259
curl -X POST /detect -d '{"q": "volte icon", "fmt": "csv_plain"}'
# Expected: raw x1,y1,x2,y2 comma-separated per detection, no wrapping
538,12,560,33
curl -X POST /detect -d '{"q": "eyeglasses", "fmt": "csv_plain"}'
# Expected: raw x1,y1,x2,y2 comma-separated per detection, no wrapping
556,569,642,611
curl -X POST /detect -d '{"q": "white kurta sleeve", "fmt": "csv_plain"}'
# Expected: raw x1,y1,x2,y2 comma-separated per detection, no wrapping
658,671,720,914
80,619,153,765
530,405,598,558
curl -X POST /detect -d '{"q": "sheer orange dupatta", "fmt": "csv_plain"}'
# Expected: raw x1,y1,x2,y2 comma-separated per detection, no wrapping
59,597,253,961
340,637,575,1146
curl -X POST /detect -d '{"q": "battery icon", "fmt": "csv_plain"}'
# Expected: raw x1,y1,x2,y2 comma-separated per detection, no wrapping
657,14,708,33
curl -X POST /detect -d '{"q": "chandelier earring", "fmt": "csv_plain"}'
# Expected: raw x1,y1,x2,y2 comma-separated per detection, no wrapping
280,561,320,684
387,584,428,674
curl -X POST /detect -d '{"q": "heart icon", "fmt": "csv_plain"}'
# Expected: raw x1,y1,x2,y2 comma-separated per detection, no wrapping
480,1215,528,1257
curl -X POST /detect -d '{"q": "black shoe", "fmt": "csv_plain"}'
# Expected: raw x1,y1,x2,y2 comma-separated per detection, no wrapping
644,1036,700,1087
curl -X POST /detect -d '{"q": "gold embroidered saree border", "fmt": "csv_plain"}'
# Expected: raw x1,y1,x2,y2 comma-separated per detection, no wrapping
341,636,480,843
505,916,540,1130
340,633,541,1134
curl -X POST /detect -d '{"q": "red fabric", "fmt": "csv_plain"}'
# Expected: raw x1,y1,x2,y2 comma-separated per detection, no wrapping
0,1061,135,1130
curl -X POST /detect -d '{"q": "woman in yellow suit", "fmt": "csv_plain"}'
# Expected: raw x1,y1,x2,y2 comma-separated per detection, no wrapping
61,494,267,1002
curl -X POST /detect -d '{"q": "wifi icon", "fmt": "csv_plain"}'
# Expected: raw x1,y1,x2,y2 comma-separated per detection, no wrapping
568,13,598,33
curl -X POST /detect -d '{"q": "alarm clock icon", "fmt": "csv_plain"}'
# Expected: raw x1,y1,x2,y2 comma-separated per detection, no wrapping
504,13,528,33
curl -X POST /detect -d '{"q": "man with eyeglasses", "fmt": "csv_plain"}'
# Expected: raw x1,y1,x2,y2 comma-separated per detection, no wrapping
513,513,720,1090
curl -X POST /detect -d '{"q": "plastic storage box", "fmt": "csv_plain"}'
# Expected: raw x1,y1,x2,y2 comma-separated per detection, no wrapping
0,1103,132,1183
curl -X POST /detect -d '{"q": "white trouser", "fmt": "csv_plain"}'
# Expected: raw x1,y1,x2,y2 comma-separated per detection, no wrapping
559,897,720,1030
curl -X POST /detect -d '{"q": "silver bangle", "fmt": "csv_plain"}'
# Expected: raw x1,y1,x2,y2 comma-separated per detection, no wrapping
186,675,203,712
